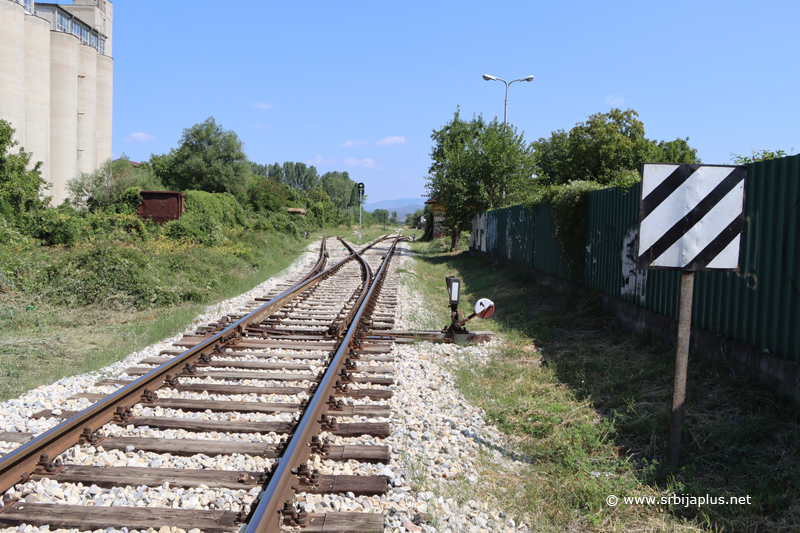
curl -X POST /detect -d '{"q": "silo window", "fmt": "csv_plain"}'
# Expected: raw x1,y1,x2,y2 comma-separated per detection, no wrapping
13,0,33,12
57,12,69,32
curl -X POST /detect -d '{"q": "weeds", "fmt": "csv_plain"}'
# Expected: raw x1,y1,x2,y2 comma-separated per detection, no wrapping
407,238,800,532
0,230,310,400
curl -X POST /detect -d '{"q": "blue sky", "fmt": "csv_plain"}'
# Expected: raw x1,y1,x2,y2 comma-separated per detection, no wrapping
112,0,799,203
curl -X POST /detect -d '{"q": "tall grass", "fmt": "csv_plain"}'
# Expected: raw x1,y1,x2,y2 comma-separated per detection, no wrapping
0,230,309,400
406,238,800,532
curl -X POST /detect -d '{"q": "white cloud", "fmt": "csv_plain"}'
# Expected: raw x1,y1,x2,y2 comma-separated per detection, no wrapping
375,136,406,147
398,174,411,180
254,123,271,130
605,95,627,106
249,101,273,109
343,157,377,169
341,139,368,148
307,154,336,166
124,131,155,143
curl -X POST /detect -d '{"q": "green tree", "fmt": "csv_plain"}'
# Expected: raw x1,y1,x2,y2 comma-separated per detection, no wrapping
320,170,355,211
163,117,249,199
67,155,163,212
390,210,398,224
282,162,319,191
268,162,284,182
426,111,536,250
406,208,424,228
372,209,389,227
247,175,288,213
0,120,50,228
532,108,701,186
249,161,269,177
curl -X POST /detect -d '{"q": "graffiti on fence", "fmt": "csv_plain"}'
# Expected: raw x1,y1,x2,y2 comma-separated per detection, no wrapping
621,225,647,306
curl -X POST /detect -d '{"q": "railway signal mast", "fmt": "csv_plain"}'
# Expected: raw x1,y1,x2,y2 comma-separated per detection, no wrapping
636,163,747,466
357,182,365,242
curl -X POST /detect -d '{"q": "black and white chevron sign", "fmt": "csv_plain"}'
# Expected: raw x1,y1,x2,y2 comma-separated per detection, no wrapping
636,163,747,270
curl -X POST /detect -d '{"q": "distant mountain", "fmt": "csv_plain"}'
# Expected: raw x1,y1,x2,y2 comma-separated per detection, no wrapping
363,198,425,221
363,197,426,211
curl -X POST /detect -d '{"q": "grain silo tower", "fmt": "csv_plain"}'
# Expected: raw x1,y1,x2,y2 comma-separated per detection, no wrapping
0,0,113,205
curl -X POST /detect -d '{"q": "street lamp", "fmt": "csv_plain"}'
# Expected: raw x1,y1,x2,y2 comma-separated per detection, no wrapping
482,74,534,125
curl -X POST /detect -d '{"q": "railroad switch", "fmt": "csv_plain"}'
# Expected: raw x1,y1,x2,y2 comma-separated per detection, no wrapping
442,276,495,340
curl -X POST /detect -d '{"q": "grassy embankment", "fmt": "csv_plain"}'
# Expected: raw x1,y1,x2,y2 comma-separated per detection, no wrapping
405,238,800,532
0,231,318,401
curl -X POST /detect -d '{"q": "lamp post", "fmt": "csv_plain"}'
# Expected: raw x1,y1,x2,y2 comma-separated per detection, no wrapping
482,74,534,125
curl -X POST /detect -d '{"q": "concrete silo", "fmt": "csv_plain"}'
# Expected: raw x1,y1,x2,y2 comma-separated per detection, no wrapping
77,42,97,176
24,12,51,185
96,53,113,168
0,1,27,145
49,30,79,206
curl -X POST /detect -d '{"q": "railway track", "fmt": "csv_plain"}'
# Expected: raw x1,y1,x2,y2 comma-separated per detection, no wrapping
0,234,409,533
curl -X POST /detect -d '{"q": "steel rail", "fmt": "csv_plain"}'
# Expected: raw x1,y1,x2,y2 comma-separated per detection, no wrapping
244,234,402,533
0,236,383,495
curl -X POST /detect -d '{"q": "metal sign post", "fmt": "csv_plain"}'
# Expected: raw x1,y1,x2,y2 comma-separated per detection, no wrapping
636,163,746,466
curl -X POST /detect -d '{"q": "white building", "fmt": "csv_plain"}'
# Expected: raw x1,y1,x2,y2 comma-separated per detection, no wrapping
0,0,113,205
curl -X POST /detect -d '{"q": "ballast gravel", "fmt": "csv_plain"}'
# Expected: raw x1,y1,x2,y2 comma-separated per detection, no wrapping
1,237,531,533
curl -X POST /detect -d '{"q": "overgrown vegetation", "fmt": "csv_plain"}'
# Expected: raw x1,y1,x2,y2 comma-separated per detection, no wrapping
0,230,309,400
730,148,795,164
519,109,702,280
408,239,800,532
0,117,370,399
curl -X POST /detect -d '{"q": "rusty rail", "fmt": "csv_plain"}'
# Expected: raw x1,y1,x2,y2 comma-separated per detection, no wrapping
244,234,402,533
0,236,375,495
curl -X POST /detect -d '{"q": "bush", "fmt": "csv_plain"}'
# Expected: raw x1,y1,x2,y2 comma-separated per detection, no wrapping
0,120,50,231
527,175,638,281
163,190,249,246
40,241,183,308
31,209,149,246
0,217,33,247
67,156,163,213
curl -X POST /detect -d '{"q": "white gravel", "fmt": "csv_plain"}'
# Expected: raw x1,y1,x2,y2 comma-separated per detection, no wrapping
1,236,531,533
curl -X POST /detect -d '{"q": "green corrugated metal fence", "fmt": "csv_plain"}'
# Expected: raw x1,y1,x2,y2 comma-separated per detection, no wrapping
470,154,800,364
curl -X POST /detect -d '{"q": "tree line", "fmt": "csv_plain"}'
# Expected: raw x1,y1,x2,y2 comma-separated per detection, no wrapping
425,107,703,250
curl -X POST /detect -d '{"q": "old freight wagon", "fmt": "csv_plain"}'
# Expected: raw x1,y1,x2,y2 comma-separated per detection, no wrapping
137,191,186,223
